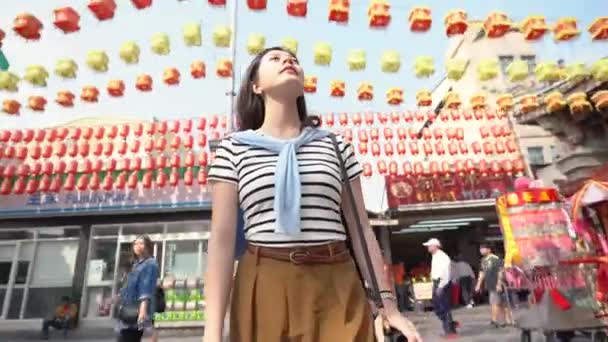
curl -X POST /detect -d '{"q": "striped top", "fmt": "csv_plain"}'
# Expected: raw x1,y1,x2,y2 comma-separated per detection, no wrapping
208,132,362,247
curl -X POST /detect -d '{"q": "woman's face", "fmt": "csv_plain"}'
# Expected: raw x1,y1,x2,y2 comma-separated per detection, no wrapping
253,49,304,98
133,238,146,257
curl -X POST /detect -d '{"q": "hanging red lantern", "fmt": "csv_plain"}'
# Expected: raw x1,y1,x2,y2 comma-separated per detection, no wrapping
342,128,353,142
495,141,506,154
157,120,168,134
362,163,373,177
76,174,88,191
483,142,494,155
429,161,440,176
3,164,15,178
464,159,475,174
62,173,75,191
441,161,451,176
409,6,432,32
56,127,68,140
208,0,226,5
402,162,412,176
198,169,208,185
506,139,517,153
358,142,368,155
198,134,208,148
155,136,167,151
55,160,67,174
184,168,194,186
13,14,43,40
287,0,307,17
17,163,31,177
325,113,335,127
383,127,393,140
247,0,267,10
12,177,26,195
422,127,432,140
155,154,167,169
490,161,502,174
170,135,181,150
435,142,445,155
40,175,51,192
101,173,113,191
397,128,407,140
216,59,233,78
156,171,167,187
131,0,152,10
3,100,21,115
67,144,78,158
390,111,400,124
42,161,54,175
54,7,80,33
191,61,206,79
413,162,424,176
396,141,406,155
403,111,413,122
46,128,58,142
127,172,138,189
445,10,468,36
521,16,549,41
170,121,180,134
198,151,208,167
163,68,181,85
0,29,5,48
56,91,75,107
370,128,380,141
472,141,482,154
351,112,361,125
454,160,465,175
143,171,153,188
409,142,419,155
29,144,41,160
480,126,490,138
27,96,47,112
16,146,28,160
0,130,10,142
169,168,180,187
388,161,398,177
502,160,514,175
88,0,117,21
459,142,468,155
92,142,103,157
11,130,23,143
89,173,101,191
377,161,388,175
371,142,381,157
368,0,391,28
118,158,130,172
513,158,525,174
81,86,100,102
423,142,433,156
184,152,195,167
144,155,155,170
30,163,42,177
48,176,61,192
384,143,394,156
329,0,350,23
339,113,348,126
170,153,180,168
107,80,125,97
135,74,153,92
462,110,472,121
484,12,512,38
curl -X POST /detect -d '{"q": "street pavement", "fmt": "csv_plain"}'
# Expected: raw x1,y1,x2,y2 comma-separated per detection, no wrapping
0,305,599,342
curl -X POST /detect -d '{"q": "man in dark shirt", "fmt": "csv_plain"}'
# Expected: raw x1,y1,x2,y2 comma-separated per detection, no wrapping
475,244,508,327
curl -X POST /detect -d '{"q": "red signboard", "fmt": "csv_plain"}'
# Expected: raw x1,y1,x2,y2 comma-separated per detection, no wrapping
386,173,515,208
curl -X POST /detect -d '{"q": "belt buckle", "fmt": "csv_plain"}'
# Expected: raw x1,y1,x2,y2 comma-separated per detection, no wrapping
289,250,310,265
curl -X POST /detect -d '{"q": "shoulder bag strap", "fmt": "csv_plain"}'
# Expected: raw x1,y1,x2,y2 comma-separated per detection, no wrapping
328,133,384,309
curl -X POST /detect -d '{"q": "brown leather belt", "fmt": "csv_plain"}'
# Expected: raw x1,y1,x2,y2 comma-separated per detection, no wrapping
247,241,351,265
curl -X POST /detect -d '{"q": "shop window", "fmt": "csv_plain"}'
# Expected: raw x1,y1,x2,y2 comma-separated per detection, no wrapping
38,227,80,239
92,225,120,237
122,223,164,236
164,240,202,279
30,240,78,287
7,288,24,319
167,221,210,233
24,287,72,319
527,146,545,165
521,55,536,73
88,239,118,284
498,55,514,75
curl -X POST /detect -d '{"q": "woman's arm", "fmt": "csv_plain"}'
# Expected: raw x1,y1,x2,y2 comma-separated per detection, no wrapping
203,181,238,341
341,176,394,306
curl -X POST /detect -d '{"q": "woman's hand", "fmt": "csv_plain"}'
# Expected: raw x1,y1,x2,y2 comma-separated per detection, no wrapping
382,301,423,342
137,301,148,326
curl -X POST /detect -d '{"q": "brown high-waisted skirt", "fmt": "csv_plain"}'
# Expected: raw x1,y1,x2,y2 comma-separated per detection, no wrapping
230,245,374,342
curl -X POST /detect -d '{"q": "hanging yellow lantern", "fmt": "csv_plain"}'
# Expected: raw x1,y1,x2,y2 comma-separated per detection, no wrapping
544,92,566,113
183,22,202,47
416,89,432,107
368,0,391,28
496,94,514,111
282,37,298,54
591,59,608,82
120,41,140,64
304,75,317,93
330,80,345,97
567,92,593,119
213,25,231,48
484,12,512,38
470,92,487,110
409,6,431,32
247,33,266,55
521,16,549,41
591,90,608,111
0,71,20,91
414,56,435,78
445,58,466,81
357,82,373,101
386,87,403,105
588,17,608,40
86,50,109,72
151,33,170,55
564,63,590,82
55,58,78,78
506,60,529,82
535,62,564,82
381,50,401,73
314,42,332,65
477,59,499,81
519,94,539,114
347,49,366,71
445,10,468,37
23,64,49,86
553,17,580,42
444,92,461,109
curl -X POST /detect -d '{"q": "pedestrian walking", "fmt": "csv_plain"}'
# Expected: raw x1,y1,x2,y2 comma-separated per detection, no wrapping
116,235,159,342
475,244,511,328
453,257,475,308
203,47,421,342
424,238,458,339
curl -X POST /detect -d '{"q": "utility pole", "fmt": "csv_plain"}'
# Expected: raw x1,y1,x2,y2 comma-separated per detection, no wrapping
226,0,239,132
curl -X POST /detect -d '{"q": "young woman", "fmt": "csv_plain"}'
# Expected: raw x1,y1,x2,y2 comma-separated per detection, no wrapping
203,47,421,342
116,235,159,342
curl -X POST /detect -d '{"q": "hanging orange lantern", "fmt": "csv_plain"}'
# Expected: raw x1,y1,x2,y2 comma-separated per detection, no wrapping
81,86,100,102
330,80,346,97
545,92,567,113
591,90,608,111
357,82,373,101
470,92,487,110
191,61,206,79
445,10,468,37
368,0,391,28
444,92,461,109
409,6,431,32
247,0,267,10
163,68,180,85
519,94,539,114
136,74,153,91
496,94,514,111
13,14,43,40
554,17,581,42
304,75,317,93
329,0,350,23
386,87,403,105
88,0,117,21
416,89,432,107
2,100,21,115
107,80,125,97
567,92,593,119
131,0,152,9
56,91,75,107
521,16,549,40
588,17,608,40
484,12,511,38
216,59,233,78
28,96,47,112
287,0,307,17
53,7,80,33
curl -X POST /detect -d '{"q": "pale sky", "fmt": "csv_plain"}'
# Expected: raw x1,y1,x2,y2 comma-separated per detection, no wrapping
1,0,607,130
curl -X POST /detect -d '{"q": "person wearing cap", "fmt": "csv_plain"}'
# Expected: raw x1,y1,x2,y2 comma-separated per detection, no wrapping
423,238,458,338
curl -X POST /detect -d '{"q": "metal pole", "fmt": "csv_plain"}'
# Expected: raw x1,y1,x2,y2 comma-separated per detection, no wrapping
226,0,239,132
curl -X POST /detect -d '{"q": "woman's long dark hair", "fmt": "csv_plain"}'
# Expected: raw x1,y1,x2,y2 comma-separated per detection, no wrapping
236,47,319,131
132,235,154,261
